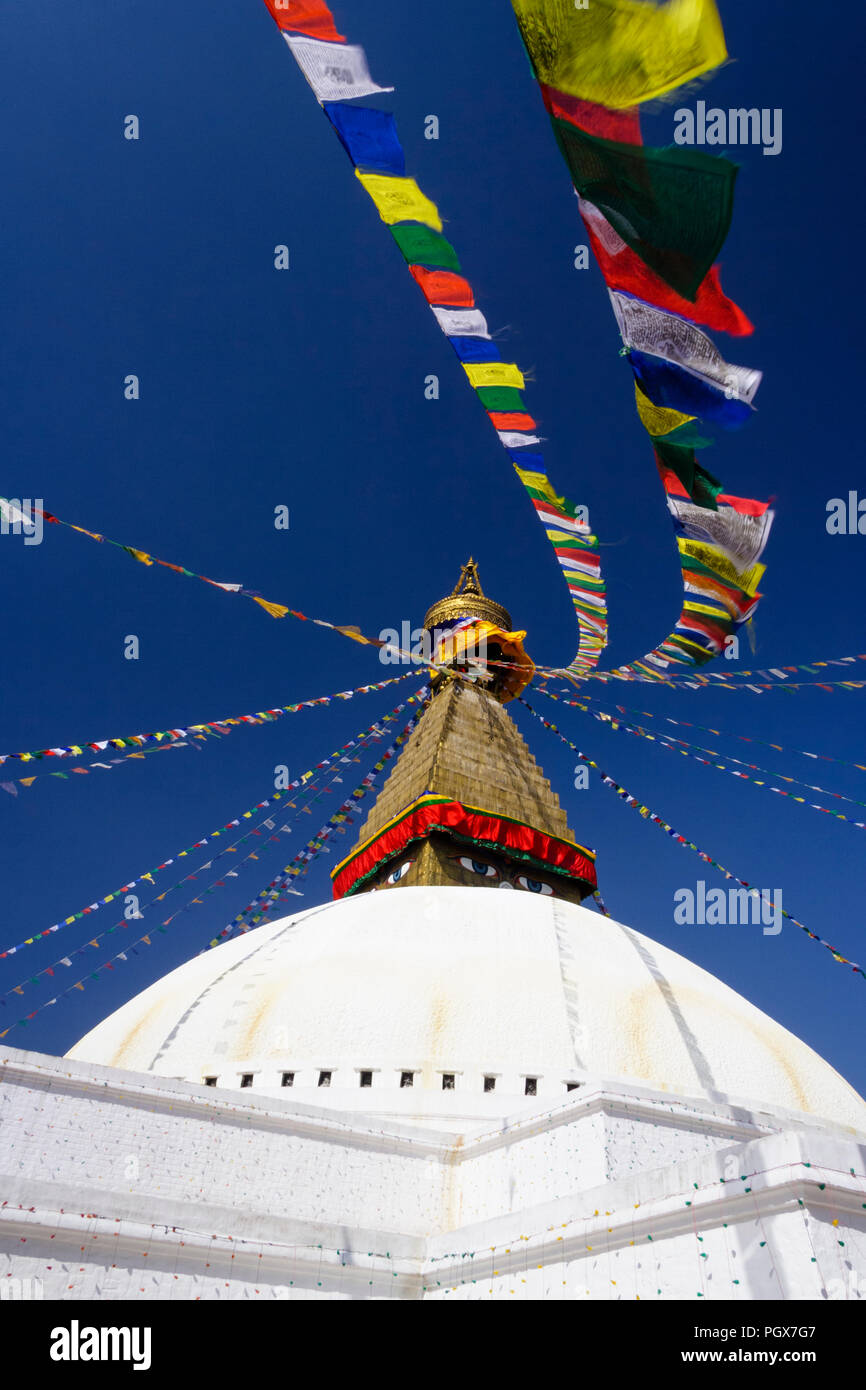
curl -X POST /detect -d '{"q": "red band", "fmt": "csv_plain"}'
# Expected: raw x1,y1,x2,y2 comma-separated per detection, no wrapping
331,795,596,899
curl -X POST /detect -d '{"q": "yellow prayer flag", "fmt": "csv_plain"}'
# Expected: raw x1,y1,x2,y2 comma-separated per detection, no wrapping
128,548,154,566
678,538,764,596
355,172,443,231
513,465,567,511
634,383,696,438
253,596,289,620
672,634,715,659
547,528,596,546
682,599,729,618
512,0,727,109
462,362,525,390
334,624,372,645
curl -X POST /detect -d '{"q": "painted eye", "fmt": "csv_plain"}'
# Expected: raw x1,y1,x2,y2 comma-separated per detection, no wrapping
516,875,554,896
458,856,499,879
386,859,414,885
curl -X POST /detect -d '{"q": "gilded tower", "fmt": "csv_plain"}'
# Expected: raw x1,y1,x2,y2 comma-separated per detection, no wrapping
331,562,597,904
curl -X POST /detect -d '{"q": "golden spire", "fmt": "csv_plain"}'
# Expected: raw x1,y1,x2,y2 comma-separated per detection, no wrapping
330,567,597,904
423,558,512,633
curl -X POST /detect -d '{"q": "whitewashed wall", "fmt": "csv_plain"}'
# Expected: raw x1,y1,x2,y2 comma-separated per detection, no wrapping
1,1048,864,1301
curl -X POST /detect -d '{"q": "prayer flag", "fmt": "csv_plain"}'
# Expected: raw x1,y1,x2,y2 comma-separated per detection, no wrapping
580,198,752,335
262,0,345,42
408,266,474,306
431,307,490,338
284,36,393,103
629,350,753,427
390,223,460,271
462,362,525,390
323,103,405,175
610,291,760,403
512,0,726,109
253,597,290,619
355,172,442,230
551,120,737,299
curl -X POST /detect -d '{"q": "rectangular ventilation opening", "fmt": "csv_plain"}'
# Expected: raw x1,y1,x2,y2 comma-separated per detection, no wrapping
400,1071,414,1088
524,1077,537,1096
359,1071,372,1088
281,1072,294,1087
441,1073,455,1091
483,1076,496,1092
566,1082,580,1092
240,1074,253,1089
318,1071,332,1088
203,1077,217,1087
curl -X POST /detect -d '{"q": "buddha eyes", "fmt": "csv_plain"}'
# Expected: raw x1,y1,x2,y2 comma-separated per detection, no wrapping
454,857,554,892
515,875,554,896
386,859,414,885
458,856,499,880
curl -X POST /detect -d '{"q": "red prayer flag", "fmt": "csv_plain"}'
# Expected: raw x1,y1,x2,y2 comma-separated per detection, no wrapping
582,211,753,336
540,85,641,146
408,266,474,307
488,411,537,431
260,0,345,41
716,493,771,517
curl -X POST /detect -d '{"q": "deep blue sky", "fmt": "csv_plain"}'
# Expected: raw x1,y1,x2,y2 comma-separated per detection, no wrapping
2,0,865,1096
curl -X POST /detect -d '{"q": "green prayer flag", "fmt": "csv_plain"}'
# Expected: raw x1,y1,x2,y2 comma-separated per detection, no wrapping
475,385,526,412
655,439,722,511
653,420,715,451
550,118,737,300
390,223,461,271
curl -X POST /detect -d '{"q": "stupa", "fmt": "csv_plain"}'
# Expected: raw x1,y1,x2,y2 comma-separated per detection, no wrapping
1,566,865,1301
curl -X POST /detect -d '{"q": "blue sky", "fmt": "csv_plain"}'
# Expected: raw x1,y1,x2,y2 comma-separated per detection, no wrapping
2,0,865,1096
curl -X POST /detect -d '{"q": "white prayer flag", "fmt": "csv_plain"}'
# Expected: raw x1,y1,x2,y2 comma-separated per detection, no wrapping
609,290,762,405
284,36,393,103
431,307,490,338
497,430,542,448
666,496,774,568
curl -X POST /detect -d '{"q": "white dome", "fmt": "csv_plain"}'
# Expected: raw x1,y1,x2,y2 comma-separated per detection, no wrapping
67,887,866,1133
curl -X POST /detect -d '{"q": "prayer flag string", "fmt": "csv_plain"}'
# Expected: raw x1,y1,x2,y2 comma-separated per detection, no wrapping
506,2,773,681
0,669,416,773
0,693,429,1035
256,1,607,679
534,686,866,824
518,695,866,980
556,691,866,774
0,736,206,795
0,691,426,962
205,699,428,947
